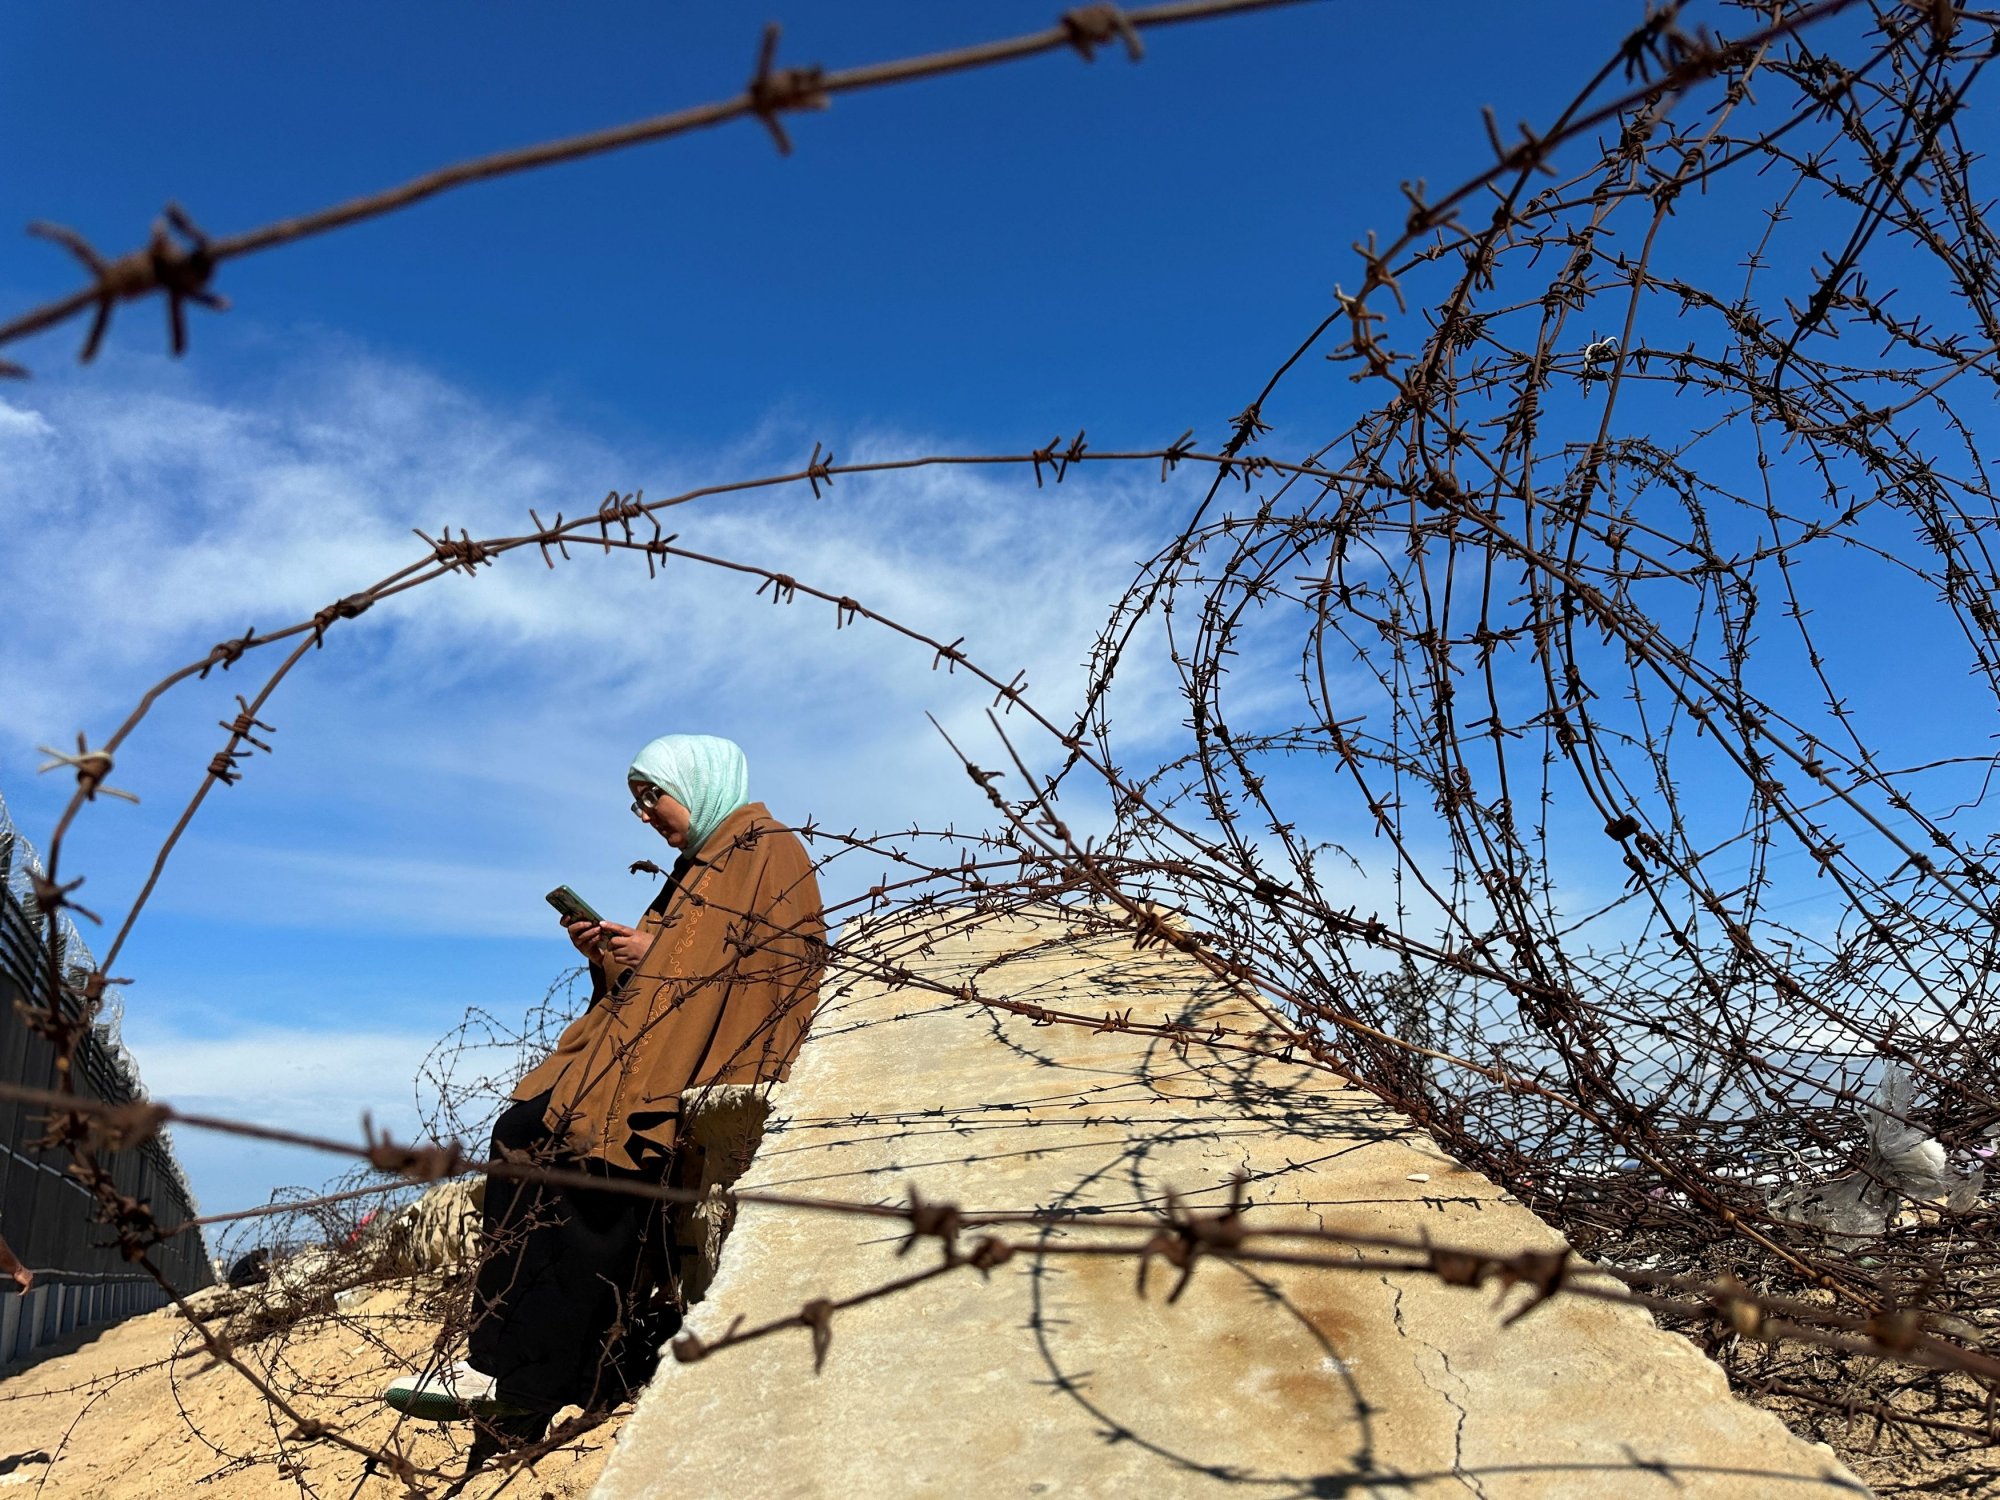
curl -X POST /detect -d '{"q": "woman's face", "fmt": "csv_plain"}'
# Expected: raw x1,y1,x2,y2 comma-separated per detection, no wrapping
631,781,694,849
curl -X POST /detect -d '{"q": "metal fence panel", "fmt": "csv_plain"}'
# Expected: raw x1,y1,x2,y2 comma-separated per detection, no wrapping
0,791,210,1369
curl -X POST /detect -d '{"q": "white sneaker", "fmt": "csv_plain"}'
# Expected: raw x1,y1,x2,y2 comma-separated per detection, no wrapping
383,1360,524,1421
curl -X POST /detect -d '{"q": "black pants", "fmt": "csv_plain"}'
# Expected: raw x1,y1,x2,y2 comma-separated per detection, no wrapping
468,1092,679,1413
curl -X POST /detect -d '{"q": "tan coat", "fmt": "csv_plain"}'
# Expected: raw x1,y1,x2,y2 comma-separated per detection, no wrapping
512,803,824,1171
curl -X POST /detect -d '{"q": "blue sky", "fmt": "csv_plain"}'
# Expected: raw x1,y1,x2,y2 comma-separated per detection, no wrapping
0,3,1640,438
4,2,1981,1221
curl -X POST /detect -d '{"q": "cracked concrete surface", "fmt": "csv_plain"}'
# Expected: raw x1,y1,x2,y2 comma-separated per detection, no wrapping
595,912,1867,1499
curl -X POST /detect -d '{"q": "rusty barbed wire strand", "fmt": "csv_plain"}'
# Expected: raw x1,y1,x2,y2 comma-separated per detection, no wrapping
9,1071,1999,1397
0,0,1315,374
14,1,2000,1493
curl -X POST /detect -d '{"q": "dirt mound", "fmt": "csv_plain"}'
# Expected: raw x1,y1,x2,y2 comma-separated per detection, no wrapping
0,1278,623,1498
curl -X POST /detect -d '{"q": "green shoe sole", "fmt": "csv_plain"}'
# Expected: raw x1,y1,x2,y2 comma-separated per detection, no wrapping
383,1383,528,1424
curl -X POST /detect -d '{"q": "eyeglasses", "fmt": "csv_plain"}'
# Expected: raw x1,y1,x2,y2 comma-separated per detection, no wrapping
631,784,666,820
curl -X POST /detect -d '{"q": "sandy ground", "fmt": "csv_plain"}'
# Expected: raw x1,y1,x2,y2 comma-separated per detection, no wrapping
0,1278,624,1499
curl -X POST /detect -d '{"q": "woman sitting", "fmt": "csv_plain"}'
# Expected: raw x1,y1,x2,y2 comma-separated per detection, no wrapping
387,733,824,1450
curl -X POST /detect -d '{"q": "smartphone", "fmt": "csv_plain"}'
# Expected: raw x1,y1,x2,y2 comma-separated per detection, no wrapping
545,885,604,924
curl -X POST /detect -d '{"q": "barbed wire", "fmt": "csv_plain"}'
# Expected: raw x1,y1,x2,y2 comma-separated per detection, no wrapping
10,1,2000,1494
0,0,1311,376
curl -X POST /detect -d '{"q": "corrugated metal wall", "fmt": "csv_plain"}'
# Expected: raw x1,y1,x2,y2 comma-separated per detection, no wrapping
0,796,212,1368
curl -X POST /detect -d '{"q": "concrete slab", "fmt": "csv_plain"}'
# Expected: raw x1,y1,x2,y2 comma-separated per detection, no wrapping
595,912,1865,1499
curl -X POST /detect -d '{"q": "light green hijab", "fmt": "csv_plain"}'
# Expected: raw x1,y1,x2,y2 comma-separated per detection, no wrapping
628,734,750,854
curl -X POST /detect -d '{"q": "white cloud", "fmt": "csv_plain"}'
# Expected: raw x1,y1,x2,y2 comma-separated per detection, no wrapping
123,1023,432,1133
0,348,1213,940
0,344,1302,1215
116,1021,440,1221
0,400,53,441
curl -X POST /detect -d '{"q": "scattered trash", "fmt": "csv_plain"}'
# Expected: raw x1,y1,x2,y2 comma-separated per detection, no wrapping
225,1247,271,1289
1766,1067,1985,1240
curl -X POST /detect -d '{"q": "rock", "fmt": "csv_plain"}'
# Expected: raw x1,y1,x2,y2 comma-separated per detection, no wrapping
368,1176,485,1277
597,910,1865,1500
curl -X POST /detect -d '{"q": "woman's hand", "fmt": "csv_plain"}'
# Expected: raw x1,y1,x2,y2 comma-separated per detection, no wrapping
563,918,605,960
594,921,652,969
